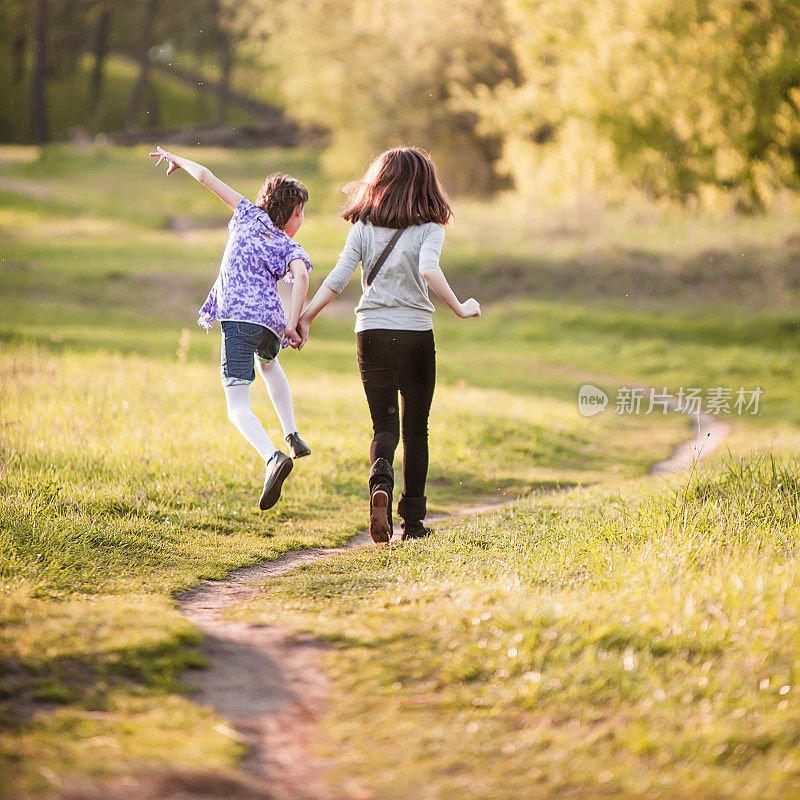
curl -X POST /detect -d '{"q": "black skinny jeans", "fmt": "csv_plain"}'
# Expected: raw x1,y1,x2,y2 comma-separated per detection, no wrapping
356,329,436,499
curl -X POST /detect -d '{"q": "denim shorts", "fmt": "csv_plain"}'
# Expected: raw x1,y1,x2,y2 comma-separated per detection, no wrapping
220,321,281,386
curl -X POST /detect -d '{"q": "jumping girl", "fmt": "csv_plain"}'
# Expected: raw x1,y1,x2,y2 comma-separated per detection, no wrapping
295,147,480,541
149,146,312,510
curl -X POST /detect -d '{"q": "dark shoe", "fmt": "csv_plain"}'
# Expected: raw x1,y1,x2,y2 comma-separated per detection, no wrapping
398,495,429,540
369,486,392,543
259,451,293,510
285,431,311,459
401,520,432,540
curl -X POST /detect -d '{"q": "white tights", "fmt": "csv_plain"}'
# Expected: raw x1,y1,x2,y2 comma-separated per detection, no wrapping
223,359,298,462
223,384,277,462
256,358,297,438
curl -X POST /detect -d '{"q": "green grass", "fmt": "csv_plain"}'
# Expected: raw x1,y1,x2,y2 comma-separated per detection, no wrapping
231,456,800,799
0,347,681,798
0,143,799,797
0,55,256,143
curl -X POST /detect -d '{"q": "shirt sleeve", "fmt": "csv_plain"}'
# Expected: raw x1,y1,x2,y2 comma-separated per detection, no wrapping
323,224,363,293
230,198,278,233
418,224,445,272
232,197,257,224
282,241,313,284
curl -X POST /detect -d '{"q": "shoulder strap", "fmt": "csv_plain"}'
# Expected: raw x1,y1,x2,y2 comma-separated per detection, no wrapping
365,228,404,287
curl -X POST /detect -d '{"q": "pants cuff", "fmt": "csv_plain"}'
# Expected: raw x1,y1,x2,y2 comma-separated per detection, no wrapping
397,494,427,523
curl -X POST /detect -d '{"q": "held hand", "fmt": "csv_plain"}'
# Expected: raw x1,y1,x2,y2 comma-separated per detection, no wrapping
284,327,301,348
148,145,181,176
458,298,481,318
295,317,311,350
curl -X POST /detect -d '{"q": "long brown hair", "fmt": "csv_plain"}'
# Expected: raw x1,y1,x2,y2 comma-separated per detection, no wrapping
255,173,309,230
342,147,452,228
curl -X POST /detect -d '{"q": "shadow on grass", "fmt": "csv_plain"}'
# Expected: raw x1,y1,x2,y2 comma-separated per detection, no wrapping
57,769,278,800
450,241,800,313
0,628,205,730
427,468,579,508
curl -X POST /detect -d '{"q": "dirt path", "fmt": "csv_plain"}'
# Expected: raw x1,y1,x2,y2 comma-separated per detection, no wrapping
650,408,730,474
172,400,727,799
177,536,373,800
176,500,513,800
57,396,730,800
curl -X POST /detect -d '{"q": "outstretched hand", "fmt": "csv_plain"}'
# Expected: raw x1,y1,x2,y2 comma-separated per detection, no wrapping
149,145,181,176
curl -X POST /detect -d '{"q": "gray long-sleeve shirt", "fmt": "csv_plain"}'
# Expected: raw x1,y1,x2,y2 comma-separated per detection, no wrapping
322,220,444,332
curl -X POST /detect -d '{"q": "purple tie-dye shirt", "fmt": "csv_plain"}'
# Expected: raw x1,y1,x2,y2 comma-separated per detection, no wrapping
198,198,312,337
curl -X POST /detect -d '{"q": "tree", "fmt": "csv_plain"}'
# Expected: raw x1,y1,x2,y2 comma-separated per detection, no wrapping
471,0,800,208
227,0,519,192
30,0,48,143
125,0,160,132
89,0,113,115
215,5,234,124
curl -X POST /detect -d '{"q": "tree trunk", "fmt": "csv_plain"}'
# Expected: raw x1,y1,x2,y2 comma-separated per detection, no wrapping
13,30,26,84
30,0,49,143
124,0,159,133
146,82,162,128
90,0,113,111
216,30,234,124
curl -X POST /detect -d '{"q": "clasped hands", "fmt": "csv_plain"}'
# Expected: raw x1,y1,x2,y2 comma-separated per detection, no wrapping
283,317,310,350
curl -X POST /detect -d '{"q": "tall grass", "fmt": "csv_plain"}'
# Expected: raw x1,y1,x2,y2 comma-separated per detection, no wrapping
232,456,800,799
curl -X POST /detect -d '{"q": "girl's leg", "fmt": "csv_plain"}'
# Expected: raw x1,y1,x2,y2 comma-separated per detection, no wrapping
256,358,297,437
357,330,401,541
223,384,277,462
219,323,292,511
357,331,401,466
397,331,436,529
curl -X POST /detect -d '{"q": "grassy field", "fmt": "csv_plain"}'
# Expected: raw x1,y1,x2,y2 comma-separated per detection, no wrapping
1,144,799,797
0,55,261,143
233,455,800,799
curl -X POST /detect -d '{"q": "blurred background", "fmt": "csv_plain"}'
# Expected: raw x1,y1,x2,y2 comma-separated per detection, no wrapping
2,0,800,356
3,0,800,315
3,0,800,207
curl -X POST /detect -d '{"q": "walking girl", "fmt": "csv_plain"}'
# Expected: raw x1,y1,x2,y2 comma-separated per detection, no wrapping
296,147,480,541
149,146,312,510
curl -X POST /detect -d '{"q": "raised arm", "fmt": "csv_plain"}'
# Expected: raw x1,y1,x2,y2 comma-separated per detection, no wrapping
423,268,481,318
148,145,244,210
418,225,480,318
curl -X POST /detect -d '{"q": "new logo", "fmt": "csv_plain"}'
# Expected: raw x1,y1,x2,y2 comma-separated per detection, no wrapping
577,384,608,417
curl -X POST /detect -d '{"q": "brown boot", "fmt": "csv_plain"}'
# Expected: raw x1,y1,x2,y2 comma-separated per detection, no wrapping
368,458,394,543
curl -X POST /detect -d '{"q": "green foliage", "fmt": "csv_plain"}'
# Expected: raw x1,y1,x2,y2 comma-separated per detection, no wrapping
472,0,800,208
0,0,256,142
0,56,255,143
6,0,800,207
231,0,519,191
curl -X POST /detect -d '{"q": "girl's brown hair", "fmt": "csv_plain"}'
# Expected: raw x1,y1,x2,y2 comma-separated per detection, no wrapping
342,147,452,228
255,173,309,230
